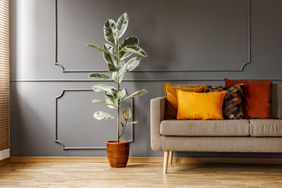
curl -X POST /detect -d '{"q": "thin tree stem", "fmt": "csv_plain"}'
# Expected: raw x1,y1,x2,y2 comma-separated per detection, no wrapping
116,40,120,142
117,83,120,142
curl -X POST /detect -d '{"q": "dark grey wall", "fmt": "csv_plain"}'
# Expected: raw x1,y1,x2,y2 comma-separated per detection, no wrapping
10,0,282,157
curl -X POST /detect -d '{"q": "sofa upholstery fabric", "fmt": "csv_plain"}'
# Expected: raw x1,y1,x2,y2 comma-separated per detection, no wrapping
150,97,166,151
161,120,250,136
250,119,282,137
161,137,282,152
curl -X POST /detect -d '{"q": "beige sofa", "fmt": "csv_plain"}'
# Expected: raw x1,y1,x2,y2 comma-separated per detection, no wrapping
150,83,282,173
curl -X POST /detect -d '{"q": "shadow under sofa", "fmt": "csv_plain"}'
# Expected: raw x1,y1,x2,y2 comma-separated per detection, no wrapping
150,83,282,174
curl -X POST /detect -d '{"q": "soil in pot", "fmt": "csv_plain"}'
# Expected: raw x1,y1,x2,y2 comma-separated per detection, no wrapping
106,140,129,168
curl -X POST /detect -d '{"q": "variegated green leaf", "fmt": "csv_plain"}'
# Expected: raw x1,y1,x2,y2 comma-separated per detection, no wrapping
116,13,129,38
89,73,111,80
127,121,138,125
123,107,131,121
117,89,127,100
102,44,118,71
104,19,117,44
92,99,117,109
120,52,131,60
94,111,114,120
105,94,118,109
112,67,126,84
124,89,148,100
124,57,141,72
119,37,139,60
121,36,139,48
118,66,126,83
92,99,105,103
92,84,115,94
111,71,119,83
121,45,147,57
87,43,108,54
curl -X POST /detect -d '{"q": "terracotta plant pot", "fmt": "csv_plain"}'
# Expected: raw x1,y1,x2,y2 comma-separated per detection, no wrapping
106,140,130,168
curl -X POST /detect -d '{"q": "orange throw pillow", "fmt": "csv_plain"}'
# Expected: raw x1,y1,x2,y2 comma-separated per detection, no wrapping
177,90,226,120
164,83,206,119
225,78,272,119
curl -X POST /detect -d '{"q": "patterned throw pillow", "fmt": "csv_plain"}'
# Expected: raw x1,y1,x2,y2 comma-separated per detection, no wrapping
225,79,272,119
206,84,244,119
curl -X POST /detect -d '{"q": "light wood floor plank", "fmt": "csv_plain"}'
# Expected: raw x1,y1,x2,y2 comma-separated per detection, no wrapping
1,158,282,188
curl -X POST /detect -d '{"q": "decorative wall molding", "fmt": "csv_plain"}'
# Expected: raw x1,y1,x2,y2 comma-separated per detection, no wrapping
10,78,282,83
55,89,135,150
54,0,252,73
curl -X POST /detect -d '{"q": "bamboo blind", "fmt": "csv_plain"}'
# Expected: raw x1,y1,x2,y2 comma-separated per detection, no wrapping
0,0,9,150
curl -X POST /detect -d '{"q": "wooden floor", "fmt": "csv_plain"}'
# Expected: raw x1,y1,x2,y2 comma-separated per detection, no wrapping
1,158,282,188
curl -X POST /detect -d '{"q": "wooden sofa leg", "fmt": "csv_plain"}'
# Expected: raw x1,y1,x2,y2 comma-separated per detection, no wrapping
168,151,173,165
163,151,169,174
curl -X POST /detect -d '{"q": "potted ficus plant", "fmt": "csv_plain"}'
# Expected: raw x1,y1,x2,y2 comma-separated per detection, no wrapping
87,13,148,168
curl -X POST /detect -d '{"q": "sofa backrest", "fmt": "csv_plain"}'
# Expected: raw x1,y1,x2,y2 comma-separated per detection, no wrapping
272,83,282,119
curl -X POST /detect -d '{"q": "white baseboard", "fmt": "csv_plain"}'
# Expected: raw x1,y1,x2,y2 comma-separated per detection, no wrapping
0,148,10,160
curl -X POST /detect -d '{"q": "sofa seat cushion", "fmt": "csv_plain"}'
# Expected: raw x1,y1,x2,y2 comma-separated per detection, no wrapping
250,119,282,137
160,120,250,136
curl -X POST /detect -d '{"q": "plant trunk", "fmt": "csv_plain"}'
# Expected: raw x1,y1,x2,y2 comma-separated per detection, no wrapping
116,41,120,142
116,68,120,142
117,98,120,142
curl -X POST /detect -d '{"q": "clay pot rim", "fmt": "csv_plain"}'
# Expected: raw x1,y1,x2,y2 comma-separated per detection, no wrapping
106,140,130,144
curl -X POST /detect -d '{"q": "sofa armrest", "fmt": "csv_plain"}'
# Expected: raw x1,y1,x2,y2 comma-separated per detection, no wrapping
150,97,166,151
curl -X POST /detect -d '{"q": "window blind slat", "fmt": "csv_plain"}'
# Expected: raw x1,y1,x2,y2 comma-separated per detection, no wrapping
0,0,9,151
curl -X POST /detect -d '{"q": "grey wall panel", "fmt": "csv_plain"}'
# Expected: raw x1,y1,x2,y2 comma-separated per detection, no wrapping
10,0,60,80
55,89,134,150
9,0,282,157
10,82,167,156
57,0,249,72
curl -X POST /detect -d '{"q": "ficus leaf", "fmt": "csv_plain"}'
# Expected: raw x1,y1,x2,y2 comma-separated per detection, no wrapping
112,66,127,84
92,99,105,103
124,89,148,100
124,57,141,72
89,73,111,80
92,99,117,109
92,84,115,94
111,71,119,83
123,107,132,121
87,43,108,54
104,19,117,44
118,66,126,83
117,89,127,100
121,36,139,48
94,111,114,120
119,37,139,60
120,52,131,61
127,121,138,125
105,94,118,109
121,45,147,57
116,12,129,38
102,44,118,71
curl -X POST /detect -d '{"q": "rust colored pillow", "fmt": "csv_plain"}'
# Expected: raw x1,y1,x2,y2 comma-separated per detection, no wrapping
225,78,272,119
164,83,206,119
